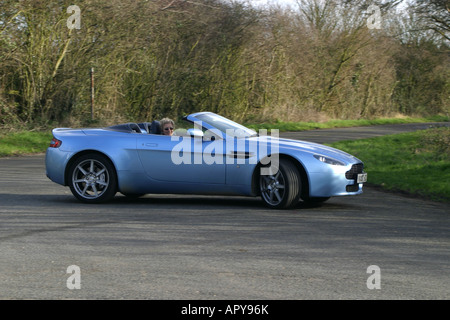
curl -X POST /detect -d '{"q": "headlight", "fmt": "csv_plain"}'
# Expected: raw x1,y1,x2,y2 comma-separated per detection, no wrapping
314,154,345,166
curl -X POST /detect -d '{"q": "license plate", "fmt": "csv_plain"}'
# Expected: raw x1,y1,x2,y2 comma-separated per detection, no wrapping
357,173,367,183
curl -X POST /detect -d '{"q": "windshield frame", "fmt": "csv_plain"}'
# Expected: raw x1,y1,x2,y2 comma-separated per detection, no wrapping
185,112,257,139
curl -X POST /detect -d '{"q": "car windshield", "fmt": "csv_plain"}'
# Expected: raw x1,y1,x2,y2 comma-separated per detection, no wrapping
195,113,257,138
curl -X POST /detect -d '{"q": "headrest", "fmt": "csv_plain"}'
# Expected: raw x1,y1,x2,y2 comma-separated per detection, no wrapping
149,120,161,134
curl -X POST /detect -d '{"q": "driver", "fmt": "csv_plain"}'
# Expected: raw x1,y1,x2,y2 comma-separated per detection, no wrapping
160,118,175,136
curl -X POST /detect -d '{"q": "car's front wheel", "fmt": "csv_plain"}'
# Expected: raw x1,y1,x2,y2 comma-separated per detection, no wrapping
68,153,117,203
259,159,301,209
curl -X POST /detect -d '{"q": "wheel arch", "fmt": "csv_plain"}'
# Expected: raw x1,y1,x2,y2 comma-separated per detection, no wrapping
251,154,310,198
64,150,118,187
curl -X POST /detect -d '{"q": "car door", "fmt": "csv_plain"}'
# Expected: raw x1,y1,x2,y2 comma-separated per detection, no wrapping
136,134,226,184
224,136,259,185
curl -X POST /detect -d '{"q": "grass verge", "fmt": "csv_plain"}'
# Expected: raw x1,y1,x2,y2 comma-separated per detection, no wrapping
329,127,450,202
0,131,52,157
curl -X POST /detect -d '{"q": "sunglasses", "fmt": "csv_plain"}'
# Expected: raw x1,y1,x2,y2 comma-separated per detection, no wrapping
164,127,174,131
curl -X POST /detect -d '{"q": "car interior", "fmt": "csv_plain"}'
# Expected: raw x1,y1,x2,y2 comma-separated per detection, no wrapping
106,120,195,136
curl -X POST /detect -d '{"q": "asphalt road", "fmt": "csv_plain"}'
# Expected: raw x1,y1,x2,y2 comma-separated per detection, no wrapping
0,123,449,300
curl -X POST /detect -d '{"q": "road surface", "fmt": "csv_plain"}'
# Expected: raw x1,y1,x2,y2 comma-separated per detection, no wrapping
0,123,448,300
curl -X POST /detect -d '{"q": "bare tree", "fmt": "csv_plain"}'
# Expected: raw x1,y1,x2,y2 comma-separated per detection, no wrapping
415,0,450,41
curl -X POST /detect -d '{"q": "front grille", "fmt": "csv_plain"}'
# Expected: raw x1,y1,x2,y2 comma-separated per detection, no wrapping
345,163,364,180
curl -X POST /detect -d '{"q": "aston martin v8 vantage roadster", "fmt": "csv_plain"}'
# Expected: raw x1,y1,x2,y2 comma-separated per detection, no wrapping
45,112,366,209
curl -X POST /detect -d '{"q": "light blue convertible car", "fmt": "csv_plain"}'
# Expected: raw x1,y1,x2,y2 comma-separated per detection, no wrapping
45,112,366,209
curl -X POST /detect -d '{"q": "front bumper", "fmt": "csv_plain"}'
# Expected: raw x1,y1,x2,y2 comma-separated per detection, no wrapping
308,163,365,197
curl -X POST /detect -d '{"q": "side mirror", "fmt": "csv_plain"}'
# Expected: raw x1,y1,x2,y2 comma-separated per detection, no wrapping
187,128,204,138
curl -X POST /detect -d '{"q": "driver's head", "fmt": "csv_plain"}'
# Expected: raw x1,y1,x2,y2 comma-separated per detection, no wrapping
160,118,175,136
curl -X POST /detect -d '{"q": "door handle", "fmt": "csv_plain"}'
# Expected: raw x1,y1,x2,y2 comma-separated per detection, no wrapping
227,151,254,159
144,143,158,147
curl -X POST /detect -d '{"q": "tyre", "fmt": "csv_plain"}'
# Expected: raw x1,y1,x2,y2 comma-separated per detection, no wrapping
259,159,302,209
68,153,117,203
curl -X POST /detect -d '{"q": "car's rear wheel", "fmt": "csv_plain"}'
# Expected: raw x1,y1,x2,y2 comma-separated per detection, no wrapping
68,153,117,203
259,159,301,209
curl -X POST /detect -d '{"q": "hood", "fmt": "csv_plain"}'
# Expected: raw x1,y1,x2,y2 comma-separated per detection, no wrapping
252,135,361,164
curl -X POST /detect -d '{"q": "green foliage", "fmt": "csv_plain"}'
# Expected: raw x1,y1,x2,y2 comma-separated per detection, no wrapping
418,126,450,156
0,131,53,157
330,127,450,202
0,0,448,127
